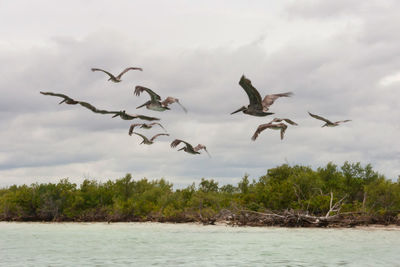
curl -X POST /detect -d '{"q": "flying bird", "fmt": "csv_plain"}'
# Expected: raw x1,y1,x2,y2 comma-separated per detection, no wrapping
170,139,210,157
231,75,292,116
40,92,79,105
128,122,166,135
112,110,160,121
134,86,187,112
132,132,169,145
251,123,288,141
308,112,351,127
78,101,120,115
91,67,142,82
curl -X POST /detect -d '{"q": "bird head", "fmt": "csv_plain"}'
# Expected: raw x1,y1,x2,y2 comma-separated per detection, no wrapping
231,106,246,115
136,101,150,109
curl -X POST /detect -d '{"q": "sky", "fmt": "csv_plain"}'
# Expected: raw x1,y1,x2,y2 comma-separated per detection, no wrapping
0,0,399,187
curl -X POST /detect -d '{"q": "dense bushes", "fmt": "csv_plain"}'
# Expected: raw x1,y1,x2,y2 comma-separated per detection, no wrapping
0,162,399,222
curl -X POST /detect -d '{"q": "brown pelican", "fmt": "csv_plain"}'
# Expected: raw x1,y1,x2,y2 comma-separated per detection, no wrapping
40,92,79,105
128,122,166,135
112,110,160,121
134,86,187,112
251,123,288,141
132,132,169,145
308,112,351,127
170,139,211,157
231,75,292,116
91,67,142,83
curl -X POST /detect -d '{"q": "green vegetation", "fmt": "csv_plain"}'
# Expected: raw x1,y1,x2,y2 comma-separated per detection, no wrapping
1,162,399,226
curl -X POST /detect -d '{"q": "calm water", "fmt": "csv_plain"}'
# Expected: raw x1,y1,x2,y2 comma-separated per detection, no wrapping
1,222,399,266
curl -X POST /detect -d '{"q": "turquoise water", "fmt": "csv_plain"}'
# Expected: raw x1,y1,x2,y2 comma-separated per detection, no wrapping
0,223,399,266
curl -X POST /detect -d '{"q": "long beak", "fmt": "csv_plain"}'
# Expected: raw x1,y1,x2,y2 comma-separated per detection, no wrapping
205,149,211,158
178,148,184,151
230,106,246,115
59,99,67,104
136,103,147,109
112,113,119,118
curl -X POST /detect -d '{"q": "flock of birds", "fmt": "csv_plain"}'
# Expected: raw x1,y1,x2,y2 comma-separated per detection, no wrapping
40,66,351,157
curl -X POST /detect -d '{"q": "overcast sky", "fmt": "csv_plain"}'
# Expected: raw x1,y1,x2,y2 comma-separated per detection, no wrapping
0,0,399,187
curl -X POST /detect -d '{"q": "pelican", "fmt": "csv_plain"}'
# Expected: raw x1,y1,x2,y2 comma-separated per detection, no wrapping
91,67,142,82
112,110,160,121
128,122,166,135
134,86,187,112
132,132,169,145
231,75,292,116
308,112,351,127
170,139,211,157
251,123,288,141
40,92,79,105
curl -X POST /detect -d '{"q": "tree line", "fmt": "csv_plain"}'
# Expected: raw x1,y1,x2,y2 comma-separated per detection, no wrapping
1,162,399,226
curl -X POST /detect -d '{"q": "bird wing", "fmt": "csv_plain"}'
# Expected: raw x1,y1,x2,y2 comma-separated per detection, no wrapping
116,67,143,79
129,124,142,135
40,91,70,99
170,139,194,150
335,120,352,124
271,118,298,125
135,114,160,121
251,123,273,141
150,133,169,142
91,68,116,80
78,101,119,114
308,112,333,124
280,124,288,140
262,92,293,110
134,86,161,102
132,132,149,143
238,75,263,109
161,97,188,113
194,144,211,157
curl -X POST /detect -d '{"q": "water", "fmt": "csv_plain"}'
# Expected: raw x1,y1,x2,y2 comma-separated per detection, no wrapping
1,222,399,266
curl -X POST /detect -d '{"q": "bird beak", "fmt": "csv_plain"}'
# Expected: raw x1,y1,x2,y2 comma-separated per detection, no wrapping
136,103,147,109
230,106,245,115
59,99,66,104
112,113,119,118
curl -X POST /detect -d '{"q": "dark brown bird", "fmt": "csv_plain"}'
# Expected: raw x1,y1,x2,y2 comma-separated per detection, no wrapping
231,75,292,116
40,92,79,105
252,123,288,141
128,122,166,135
112,110,160,121
270,118,298,125
132,132,169,145
170,139,210,157
91,67,142,82
308,112,351,127
135,86,187,112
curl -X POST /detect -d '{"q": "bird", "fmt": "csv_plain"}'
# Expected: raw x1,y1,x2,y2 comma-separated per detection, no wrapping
128,122,166,135
112,110,160,121
91,67,142,83
308,112,351,127
132,132,169,145
78,101,120,115
231,75,292,116
251,123,288,141
134,86,187,112
40,92,79,105
170,139,210,157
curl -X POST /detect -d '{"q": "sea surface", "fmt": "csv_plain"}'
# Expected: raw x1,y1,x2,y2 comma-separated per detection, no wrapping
0,222,399,266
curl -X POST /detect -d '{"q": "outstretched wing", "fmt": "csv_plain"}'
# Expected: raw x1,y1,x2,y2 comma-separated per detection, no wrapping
135,114,160,121
271,118,298,125
40,91,77,104
134,86,161,102
78,101,119,114
116,67,143,79
335,120,352,124
161,97,187,113
150,133,169,142
308,112,332,124
91,68,116,80
170,139,194,150
251,123,273,141
132,132,149,143
262,92,293,111
128,124,142,135
238,75,263,109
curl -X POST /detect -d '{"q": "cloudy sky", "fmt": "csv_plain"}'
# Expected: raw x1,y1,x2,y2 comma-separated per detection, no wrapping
1,0,399,187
